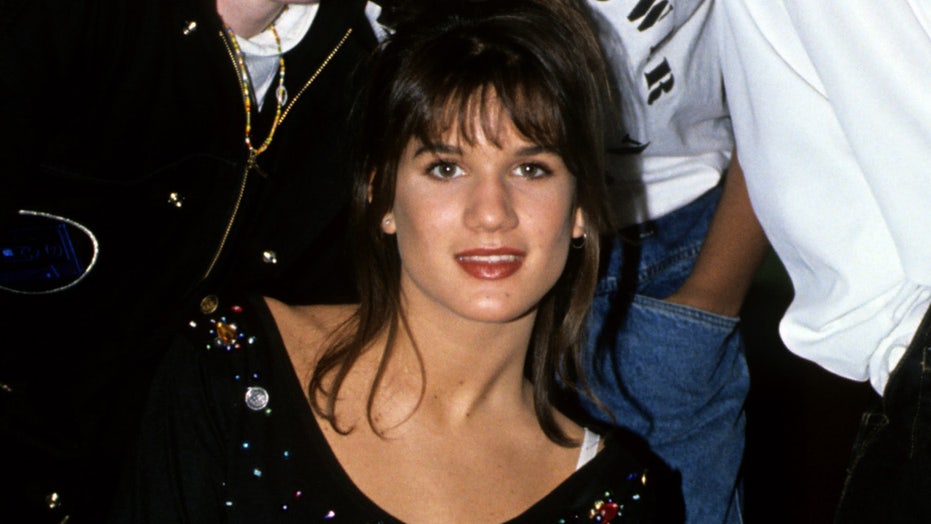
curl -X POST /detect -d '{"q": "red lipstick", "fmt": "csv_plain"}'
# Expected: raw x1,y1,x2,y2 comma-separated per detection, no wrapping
455,248,525,280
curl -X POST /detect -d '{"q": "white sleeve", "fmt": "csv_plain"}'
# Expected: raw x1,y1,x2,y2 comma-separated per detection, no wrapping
718,0,931,394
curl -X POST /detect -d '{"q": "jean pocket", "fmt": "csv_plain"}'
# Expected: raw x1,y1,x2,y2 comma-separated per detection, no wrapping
633,294,739,333
585,293,746,408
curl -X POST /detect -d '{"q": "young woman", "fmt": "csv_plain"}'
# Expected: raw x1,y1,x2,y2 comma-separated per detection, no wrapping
111,1,669,521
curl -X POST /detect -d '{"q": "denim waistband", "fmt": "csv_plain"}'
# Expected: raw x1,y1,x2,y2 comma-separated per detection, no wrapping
618,183,723,244
602,183,723,278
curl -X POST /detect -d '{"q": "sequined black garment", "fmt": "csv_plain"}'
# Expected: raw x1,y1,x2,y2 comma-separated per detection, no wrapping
110,296,661,523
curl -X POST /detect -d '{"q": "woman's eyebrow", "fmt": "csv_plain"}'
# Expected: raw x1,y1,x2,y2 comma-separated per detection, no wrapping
412,143,555,158
413,143,461,157
517,145,552,156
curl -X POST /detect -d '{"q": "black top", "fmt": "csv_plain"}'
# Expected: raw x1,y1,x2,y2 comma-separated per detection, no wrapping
111,296,657,523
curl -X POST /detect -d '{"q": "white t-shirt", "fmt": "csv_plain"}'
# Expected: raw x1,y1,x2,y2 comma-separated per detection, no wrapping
588,0,734,225
718,0,931,394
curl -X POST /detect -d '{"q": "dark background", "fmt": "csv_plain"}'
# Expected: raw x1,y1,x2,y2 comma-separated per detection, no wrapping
741,252,875,523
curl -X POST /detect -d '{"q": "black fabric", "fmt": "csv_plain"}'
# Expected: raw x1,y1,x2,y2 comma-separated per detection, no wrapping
109,295,660,523
834,304,931,523
0,1,376,522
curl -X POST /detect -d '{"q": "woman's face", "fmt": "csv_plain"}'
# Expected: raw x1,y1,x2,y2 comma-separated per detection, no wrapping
382,104,585,326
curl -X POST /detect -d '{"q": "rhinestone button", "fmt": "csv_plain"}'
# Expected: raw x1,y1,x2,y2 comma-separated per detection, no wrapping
200,295,219,315
245,387,269,411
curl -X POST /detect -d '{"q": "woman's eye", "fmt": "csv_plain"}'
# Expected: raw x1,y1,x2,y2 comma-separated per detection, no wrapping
427,161,464,179
514,163,552,179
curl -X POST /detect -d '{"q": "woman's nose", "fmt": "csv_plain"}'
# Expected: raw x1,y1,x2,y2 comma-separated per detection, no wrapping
463,174,519,232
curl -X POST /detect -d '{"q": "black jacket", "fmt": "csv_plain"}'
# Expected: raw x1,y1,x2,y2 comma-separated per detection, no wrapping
0,0,377,521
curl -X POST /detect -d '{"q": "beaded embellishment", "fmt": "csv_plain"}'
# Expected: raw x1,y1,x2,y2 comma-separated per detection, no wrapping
559,470,647,522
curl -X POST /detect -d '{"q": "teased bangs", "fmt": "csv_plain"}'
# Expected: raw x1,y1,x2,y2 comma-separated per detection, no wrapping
415,77,565,155
389,28,569,161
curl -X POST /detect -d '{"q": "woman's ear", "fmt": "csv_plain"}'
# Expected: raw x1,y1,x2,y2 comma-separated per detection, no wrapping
381,212,396,234
571,208,586,240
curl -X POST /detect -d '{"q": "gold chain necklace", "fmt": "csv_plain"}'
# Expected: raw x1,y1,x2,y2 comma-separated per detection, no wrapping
220,22,354,179
224,22,286,176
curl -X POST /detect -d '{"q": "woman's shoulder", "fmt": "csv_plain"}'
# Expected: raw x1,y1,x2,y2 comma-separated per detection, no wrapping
264,297,356,337
169,294,357,397
263,297,357,372
166,295,282,384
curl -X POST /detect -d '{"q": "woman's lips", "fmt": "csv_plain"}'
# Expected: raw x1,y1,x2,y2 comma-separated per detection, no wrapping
455,248,525,280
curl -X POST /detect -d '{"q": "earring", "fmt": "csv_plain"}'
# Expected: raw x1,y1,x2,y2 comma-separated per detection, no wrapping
571,234,586,249
384,217,392,225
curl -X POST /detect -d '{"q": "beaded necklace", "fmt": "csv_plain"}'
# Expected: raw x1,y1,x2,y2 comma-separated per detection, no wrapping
224,21,287,176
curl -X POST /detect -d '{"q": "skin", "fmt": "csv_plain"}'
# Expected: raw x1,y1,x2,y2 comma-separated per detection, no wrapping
664,151,769,317
383,115,586,328
267,107,591,523
215,0,320,37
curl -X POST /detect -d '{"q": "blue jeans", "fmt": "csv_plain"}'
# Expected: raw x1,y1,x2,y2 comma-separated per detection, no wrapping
834,305,931,523
581,185,749,524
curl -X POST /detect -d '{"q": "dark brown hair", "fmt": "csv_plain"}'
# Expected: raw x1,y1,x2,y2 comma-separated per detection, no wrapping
310,0,613,445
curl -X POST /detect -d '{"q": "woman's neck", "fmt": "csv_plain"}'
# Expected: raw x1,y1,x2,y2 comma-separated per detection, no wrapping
215,0,287,37
369,308,539,432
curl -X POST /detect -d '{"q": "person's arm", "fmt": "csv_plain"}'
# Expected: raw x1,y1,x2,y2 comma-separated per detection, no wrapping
664,150,769,316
